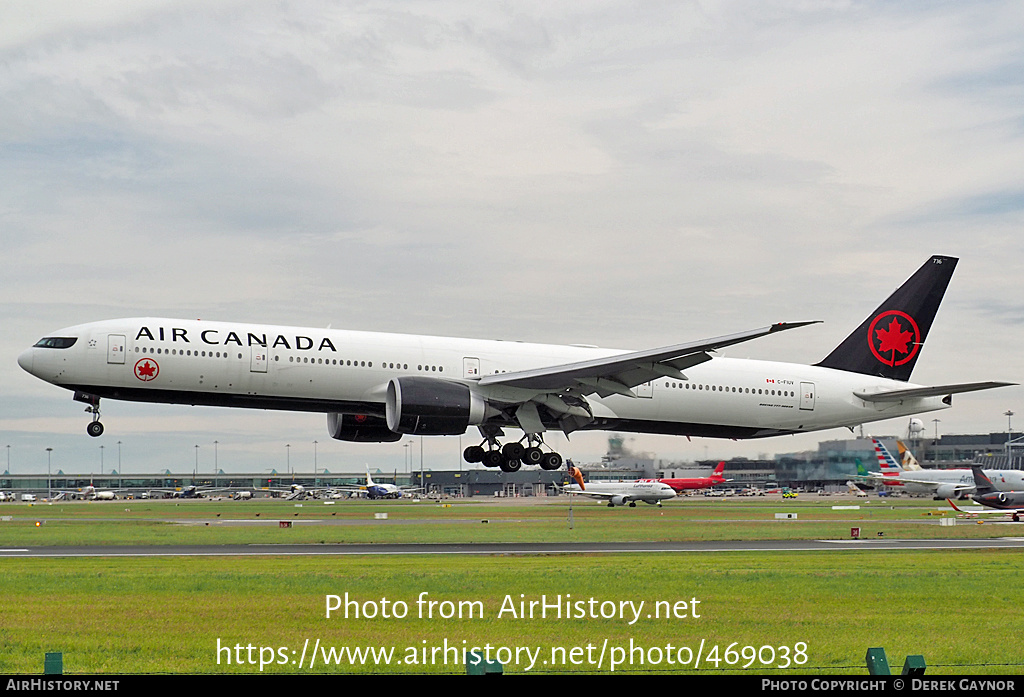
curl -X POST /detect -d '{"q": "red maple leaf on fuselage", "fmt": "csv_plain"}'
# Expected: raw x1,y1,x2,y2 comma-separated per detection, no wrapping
875,318,913,359
137,362,156,378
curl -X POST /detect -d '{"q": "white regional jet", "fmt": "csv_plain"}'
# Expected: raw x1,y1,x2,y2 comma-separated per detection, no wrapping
17,256,1013,472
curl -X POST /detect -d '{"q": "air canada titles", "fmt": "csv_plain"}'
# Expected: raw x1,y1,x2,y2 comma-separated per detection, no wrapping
136,325,338,352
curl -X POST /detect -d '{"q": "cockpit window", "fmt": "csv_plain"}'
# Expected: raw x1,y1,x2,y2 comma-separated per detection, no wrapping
33,337,78,349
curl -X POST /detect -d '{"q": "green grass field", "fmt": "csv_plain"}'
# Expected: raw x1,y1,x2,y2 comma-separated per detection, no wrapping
0,496,1010,545
2,552,1022,675
1,497,1021,675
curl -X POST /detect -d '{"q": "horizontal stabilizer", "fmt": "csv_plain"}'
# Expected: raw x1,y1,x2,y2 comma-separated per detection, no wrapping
854,381,1015,403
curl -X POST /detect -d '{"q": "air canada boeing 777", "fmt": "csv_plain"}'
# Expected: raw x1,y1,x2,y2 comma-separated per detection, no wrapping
18,256,1013,472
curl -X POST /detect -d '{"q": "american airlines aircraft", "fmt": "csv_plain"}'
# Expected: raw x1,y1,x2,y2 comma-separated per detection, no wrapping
859,438,1024,499
17,255,1012,473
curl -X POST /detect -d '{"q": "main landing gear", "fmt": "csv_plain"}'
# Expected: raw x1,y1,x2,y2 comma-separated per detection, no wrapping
75,392,104,437
463,433,563,473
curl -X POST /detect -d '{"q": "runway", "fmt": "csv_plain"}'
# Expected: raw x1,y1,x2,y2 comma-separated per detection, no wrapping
2,537,1024,557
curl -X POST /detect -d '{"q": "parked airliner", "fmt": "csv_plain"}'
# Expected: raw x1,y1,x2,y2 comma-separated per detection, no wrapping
335,470,423,500
856,438,1024,499
17,256,1012,472
639,461,728,493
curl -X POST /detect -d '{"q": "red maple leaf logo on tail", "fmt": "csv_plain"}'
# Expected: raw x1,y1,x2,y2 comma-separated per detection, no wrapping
867,311,921,367
875,318,913,359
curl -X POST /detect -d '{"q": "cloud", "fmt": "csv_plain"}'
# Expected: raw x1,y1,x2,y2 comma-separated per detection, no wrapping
3,1,1023,469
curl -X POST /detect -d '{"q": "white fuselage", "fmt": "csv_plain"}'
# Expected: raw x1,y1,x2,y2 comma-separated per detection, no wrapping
567,480,677,506
879,469,1024,497
18,317,952,441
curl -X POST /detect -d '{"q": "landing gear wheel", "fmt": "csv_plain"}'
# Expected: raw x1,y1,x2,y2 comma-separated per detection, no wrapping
540,452,562,470
482,450,505,468
502,442,525,461
522,447,544,466
87,421,104,438
464,445,485,463
499,458,521,473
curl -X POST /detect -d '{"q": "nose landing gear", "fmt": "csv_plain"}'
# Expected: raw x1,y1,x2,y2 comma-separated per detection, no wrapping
75,392,104,437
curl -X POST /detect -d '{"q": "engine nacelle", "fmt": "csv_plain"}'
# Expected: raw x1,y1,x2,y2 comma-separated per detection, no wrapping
609,495,629,507
385,377,488,436
327,413,402,442
933,484,960,499
998,492,1009,505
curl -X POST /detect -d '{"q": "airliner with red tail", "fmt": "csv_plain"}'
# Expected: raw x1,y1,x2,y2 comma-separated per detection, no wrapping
640,462,728,493
18,256,1013,473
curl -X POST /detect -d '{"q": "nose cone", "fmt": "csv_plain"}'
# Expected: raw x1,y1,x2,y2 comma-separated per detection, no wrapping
17,348,33,375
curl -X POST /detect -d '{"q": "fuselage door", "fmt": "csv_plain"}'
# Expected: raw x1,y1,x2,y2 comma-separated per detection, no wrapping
107,335,126,364
800,382,816,411
463,357,481,379
636,380,654,398
250,346,269,373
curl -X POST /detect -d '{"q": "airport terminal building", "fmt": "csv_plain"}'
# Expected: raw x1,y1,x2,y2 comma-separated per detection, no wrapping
2,432,1020,499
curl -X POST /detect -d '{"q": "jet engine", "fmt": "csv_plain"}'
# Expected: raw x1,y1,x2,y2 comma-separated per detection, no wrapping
932,484,962,499
608,495,629,507
327,413,402,442
385,377,490,436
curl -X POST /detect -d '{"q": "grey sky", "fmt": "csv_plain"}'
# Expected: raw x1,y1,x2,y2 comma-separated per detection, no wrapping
2,1,1022,475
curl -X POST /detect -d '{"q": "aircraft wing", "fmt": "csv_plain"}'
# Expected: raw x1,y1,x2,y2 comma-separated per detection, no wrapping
478,322,819,397
895,478,974,494
946,499,1024,517
854,382,1015,403
565,486,615,500
852,472,972,495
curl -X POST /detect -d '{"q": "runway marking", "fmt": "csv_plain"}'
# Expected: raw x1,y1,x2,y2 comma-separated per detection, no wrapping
818,539,900,544
4,538,1024,557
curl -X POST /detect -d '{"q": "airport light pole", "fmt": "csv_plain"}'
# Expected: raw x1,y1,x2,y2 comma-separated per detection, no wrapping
1006,411,1016,465
99,445,104,476
46,447,52,500
6,444,9,474
286,444,291,480
194,444,199,479
214,440,218,474
313,440,318,487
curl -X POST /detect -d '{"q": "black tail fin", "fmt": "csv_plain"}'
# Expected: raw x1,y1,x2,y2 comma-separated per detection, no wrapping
970,466,996,495
815,255,957,381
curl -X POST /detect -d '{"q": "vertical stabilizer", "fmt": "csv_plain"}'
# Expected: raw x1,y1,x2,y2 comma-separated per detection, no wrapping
872,438,903,475
970,466,997,495
816,256,957,381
